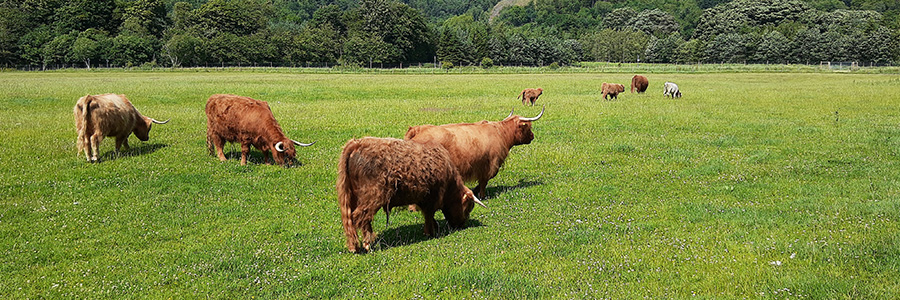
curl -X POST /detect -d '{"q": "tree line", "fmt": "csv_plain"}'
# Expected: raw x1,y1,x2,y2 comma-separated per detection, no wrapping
1,0,898,69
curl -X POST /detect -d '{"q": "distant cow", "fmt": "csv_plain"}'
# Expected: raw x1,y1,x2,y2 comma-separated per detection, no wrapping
601,82,625,100
518,88,543,106
73,93,169,162
664,82,682,98
205,94,314,166
338,137,486,253
631,75,649,93
405,106,544,199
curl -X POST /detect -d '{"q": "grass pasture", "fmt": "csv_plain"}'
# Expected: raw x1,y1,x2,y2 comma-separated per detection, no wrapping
2,71,900,298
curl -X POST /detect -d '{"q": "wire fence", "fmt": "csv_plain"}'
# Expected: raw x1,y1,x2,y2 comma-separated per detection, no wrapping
3,61,897,74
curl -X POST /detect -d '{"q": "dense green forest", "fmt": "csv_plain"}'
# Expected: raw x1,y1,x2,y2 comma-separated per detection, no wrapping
1,0,898,68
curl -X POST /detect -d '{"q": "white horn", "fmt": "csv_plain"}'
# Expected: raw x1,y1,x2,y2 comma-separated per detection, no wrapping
506,109,514,119
151,118,169,124
275,141,285,152
518,105,544,122
473,195,486,208
292,139,315,147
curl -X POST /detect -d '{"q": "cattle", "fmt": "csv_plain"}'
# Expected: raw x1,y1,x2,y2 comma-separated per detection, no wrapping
337,137,486,253
601,82,625,100
664,82,682,98
404,106,544,199
631,75,649,93
73,93,169,162
518,88,543,106
205,94,314,166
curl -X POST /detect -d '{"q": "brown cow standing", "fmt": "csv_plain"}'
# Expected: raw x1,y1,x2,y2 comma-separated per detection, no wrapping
405,106,544,199
518,88,543,106
74,93,169,162
631,75,649,93
338,137,485,253
205,94,314,166
601,82,625,100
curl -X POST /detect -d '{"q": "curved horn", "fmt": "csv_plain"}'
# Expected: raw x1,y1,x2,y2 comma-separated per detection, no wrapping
275,141,285,152
506,109,514,119
151,118,169,124
292,139,315,147
473,195,486,208
518,105,544,122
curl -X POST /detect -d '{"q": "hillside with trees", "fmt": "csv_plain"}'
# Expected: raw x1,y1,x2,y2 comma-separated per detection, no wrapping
0,0,897,69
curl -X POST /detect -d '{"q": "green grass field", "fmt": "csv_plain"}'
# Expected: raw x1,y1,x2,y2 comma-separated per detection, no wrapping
2,70,899,298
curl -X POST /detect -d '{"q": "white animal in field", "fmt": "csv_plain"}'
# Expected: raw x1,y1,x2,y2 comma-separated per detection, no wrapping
663,82,681,98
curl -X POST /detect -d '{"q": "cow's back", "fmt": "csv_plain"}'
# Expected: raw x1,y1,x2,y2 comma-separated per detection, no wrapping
206,94,280,143
405,122,507,182
343,138,455,205
81,94,140,137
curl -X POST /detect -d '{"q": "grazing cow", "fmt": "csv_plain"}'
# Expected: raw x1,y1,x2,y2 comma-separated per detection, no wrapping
631,75,649,93
405,106,544,199
664,82,682,98
601,82,625,100
205,94,314,166
338,137,486,253
518,88,543,106
73,93,169,162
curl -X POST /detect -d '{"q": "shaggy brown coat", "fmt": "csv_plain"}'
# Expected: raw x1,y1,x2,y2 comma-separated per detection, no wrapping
601,82,625,100
404,107,543,199
518,88,543,106
73,93,168,162
337,137,482,253
631,75,649,93
205,94,313,166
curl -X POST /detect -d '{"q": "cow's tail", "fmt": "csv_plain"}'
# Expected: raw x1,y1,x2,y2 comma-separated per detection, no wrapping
338,139,361,252
76,94,94,155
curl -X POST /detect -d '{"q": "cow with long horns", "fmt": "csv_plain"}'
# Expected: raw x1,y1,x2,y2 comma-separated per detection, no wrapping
404,106,544,199
74,93,169,162
338,137,486,253
205,94,314,166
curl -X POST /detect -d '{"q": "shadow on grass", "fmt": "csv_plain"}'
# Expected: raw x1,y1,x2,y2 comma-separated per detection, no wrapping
97,143,168,162
485,178,544,198
370,219,484,252
219,150,307,168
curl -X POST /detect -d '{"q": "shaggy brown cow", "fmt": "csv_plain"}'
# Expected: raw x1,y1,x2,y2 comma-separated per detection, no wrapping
338,137,485,253
518,88,543,106
631,75,649,93
74,93,169,162
601,82,625,100
404,106,544,199
205,94,314,166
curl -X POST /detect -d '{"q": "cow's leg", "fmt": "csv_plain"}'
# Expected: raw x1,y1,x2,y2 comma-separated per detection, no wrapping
263,151,272,165
474,180,488,199
421,208,438,237
211,136,227,161
240,143,250,165
114,136,129,151
352,206,378,252
91,134,103,162
80,135,92,162
89,133,102,162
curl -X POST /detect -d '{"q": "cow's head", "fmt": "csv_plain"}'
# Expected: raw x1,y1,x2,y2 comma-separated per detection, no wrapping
273,139,315,166
537,88,543,95
445,181,486,229
135,116,169,141
503,105,544,146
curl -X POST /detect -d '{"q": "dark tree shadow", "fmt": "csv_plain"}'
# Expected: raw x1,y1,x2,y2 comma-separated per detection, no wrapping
97,143,168,162
485,178,544,198
366,219,484,252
